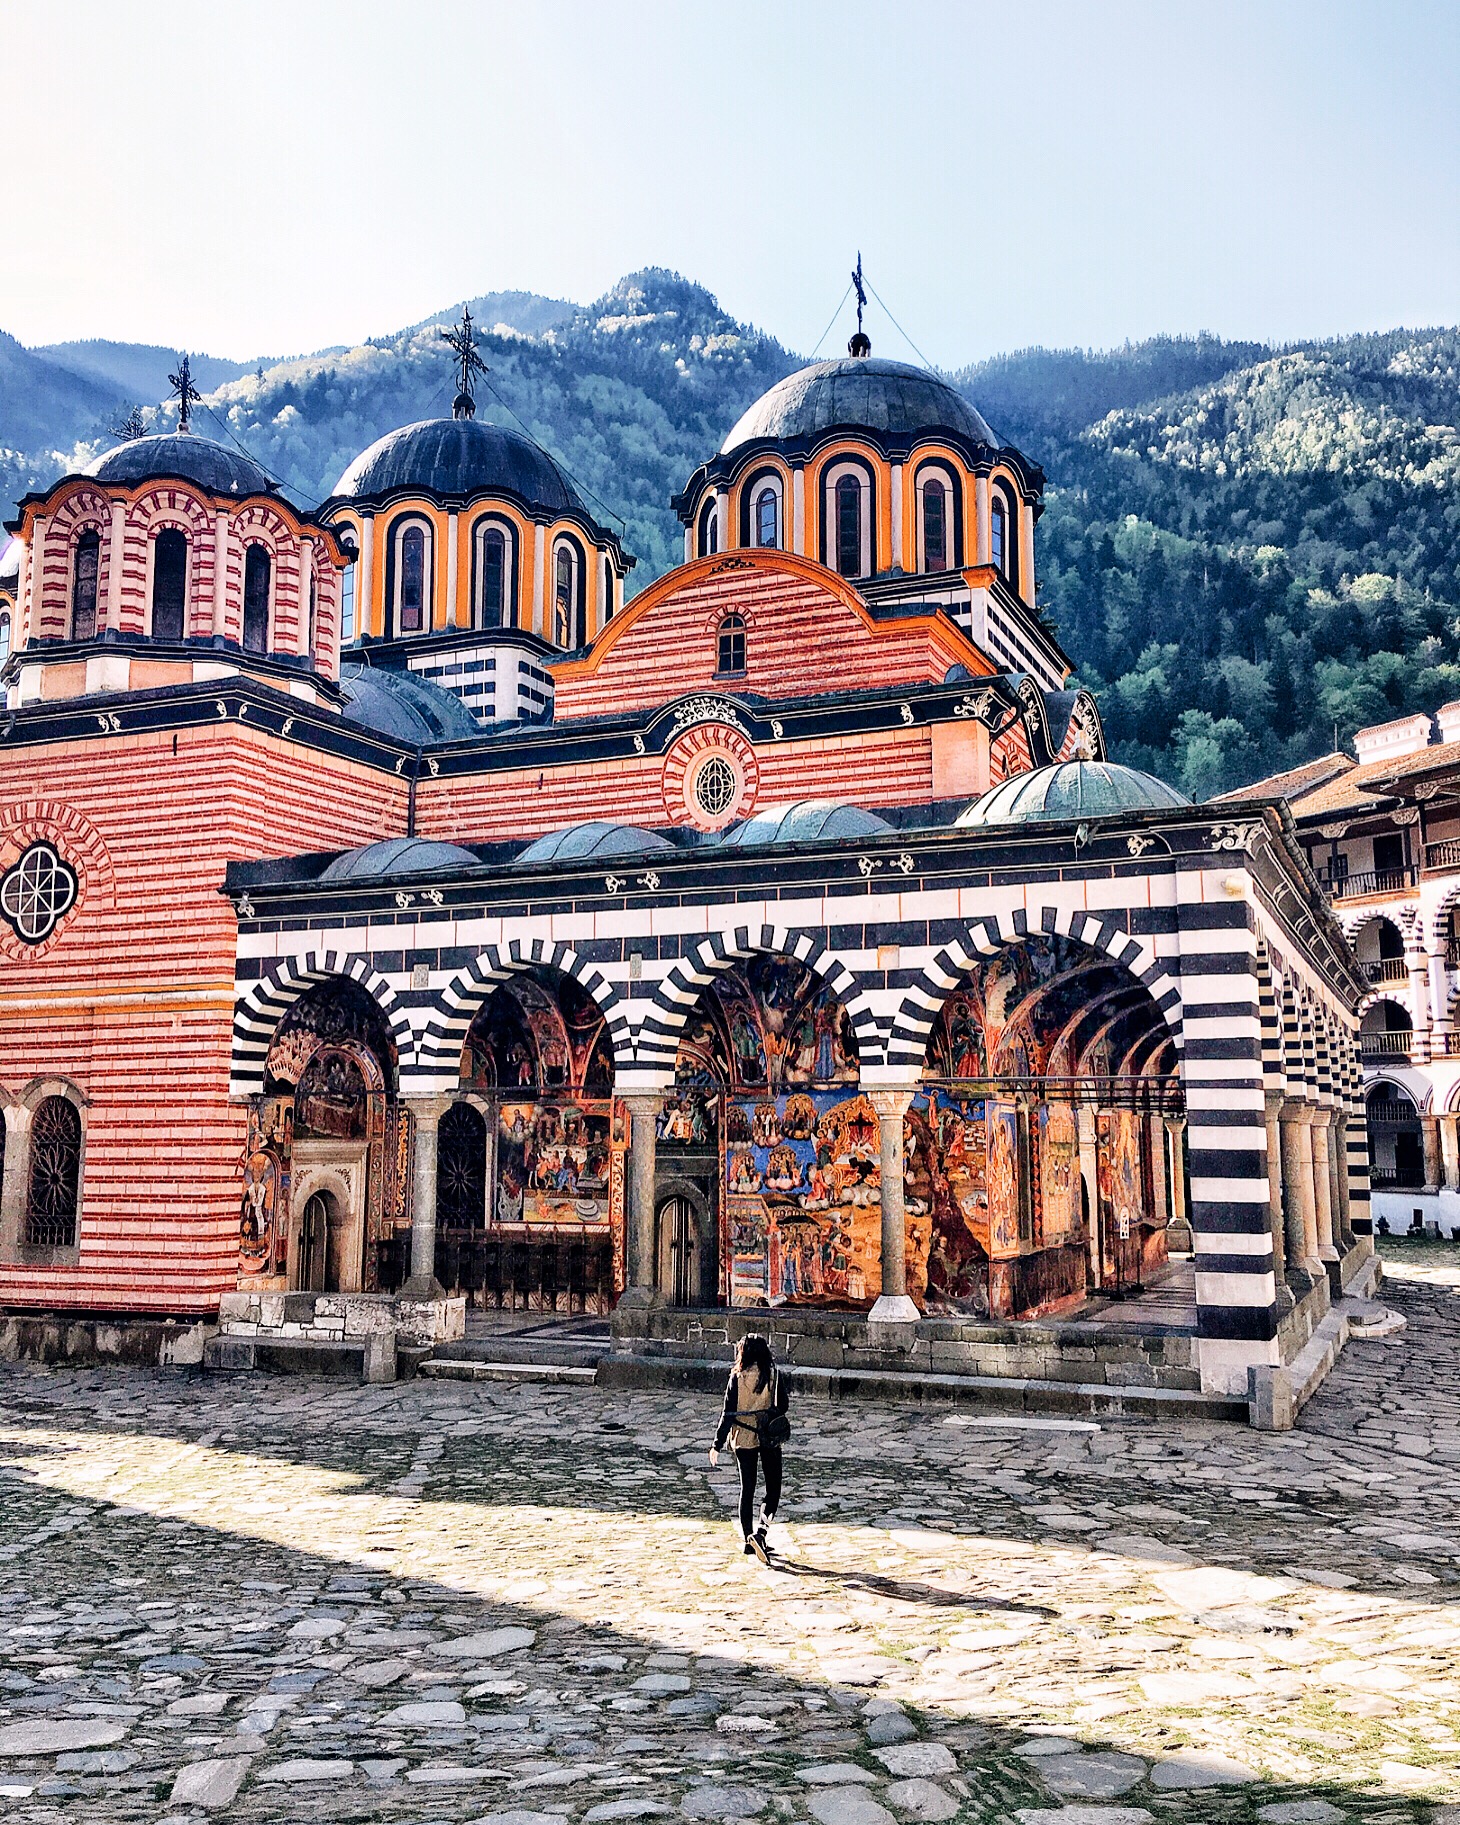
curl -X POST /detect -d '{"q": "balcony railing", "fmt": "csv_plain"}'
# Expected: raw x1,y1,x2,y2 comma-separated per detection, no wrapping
1425,838,1460,871
1370,1163,1427,1189
1361,956,1410,984
1436,1031,1460,1056
1324,865,1418,899
1359,1030,1415,1059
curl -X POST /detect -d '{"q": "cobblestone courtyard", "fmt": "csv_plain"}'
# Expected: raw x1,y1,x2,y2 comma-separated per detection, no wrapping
1,1248,1458,1825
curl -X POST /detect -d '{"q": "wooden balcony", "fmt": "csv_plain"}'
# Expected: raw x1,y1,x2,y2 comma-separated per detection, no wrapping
1324,865,1418,900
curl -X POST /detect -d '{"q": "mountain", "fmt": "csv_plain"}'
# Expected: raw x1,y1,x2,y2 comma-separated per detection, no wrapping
36,341,268,409
3,277,1458,797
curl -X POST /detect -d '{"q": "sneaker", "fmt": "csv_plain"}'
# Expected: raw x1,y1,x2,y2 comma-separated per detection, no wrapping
751,1530,771,1564
742,1537,755,1555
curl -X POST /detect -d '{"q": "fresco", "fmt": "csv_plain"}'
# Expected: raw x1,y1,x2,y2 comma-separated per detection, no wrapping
495,1098,622,1230
725,1090,904,1308
1038,1101,1081,1240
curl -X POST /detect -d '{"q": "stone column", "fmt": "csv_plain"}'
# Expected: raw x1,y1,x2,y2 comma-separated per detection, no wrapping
1164,1116,1190,1247
213,509,229,638
617,1094,664,1314
1280,1105,1320,1273
1264,1093,1290,1305
1310,1115,1338,1262
1326,1109,1350,1251
106,498,126,632
358,511,375,641
1422,1114,1443,1193
1409,956,1432,1063
1442,1114,1460,1192
868,1090,919,1325
401,1094,455,1299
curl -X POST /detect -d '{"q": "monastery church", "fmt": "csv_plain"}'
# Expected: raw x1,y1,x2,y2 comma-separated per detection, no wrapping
0,304,1377,1418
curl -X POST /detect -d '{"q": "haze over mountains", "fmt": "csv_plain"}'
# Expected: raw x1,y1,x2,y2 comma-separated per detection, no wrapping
3,270,1457,797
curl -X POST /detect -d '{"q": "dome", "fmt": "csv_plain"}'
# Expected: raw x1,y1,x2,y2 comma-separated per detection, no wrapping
514,821,675,866
0,538,18,585
85,432,273,496
721,800,894,846
722,357,999,455
956,762,1191,827
332,416,589,517
338,663,484,743
320,836,481,882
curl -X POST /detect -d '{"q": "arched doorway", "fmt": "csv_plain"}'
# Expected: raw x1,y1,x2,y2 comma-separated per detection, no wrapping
243,976,403,1294
661,953,864,1309
1366,1083,1423,1189
435,967,624,1313
915,934,1181,1319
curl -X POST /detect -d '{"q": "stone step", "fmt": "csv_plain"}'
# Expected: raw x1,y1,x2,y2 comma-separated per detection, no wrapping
442,1334,608,1368
420,1358,599,1385
596,1351,1247,1421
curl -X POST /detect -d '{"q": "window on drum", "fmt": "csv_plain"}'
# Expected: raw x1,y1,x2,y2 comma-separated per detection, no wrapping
694,754,739,819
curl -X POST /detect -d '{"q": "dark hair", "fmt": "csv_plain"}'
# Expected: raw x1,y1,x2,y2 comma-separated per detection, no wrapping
735,1333,773,1392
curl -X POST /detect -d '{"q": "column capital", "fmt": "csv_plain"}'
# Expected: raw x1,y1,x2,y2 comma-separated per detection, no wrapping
868,1088,916,1118
401,1092,458,1126
621,1092,665,1119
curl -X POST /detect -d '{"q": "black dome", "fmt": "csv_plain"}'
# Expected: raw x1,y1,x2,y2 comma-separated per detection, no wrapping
333,417,589,517
722,357,999,454
85,432,273,496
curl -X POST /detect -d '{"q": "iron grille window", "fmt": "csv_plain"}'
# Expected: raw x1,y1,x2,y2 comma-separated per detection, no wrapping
480,528,506,629
990,497,1006,575
27,1095,80,1248
437,1102,488,1229
694,754,738,817
72,530,100,640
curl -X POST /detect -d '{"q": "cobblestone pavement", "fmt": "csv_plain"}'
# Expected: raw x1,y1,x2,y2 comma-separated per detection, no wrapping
1,1251,1458,1825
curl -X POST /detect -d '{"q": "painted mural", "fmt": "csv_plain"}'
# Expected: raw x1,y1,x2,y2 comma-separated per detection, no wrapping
434,972,628,1312
243,978,408,1290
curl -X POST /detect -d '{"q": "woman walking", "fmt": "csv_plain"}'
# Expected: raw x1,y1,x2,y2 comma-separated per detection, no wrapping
709,1334,789,1562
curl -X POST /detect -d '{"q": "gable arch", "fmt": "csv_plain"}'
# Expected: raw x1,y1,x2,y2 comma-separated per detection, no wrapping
635,923,882,1076
885,904,1182,1069
230,951,412,1097
415,940,633,1087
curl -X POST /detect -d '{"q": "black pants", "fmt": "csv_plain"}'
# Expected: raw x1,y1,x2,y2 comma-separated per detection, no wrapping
734,1445,782,1537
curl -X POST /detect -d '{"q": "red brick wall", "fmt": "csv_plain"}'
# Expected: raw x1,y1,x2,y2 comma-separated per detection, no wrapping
0,727,406,1314
554,553,990,721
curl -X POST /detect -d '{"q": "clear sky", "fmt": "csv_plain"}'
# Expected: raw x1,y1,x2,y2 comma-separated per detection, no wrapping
4,0,1458,367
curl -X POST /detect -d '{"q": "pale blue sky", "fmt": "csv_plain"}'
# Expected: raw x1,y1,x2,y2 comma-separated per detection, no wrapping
5,0,1458,365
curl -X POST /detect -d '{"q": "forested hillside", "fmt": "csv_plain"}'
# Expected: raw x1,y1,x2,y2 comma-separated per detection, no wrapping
3,273,1457,796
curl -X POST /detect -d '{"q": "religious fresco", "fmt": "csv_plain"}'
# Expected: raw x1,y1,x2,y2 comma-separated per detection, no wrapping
1097,1106,1166,1288
242,979,406,1290
906,1089,989,1311
494,1099,621,1229
437,973,628,1313
1038,1101,1081,1240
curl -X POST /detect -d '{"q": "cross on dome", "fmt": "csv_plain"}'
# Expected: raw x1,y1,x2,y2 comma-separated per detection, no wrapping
167,354,201,433
442,305,488,421
850,253,872,359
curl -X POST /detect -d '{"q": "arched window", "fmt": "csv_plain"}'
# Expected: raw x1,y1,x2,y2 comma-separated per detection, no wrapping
242,545,271,653
475,522,510,629
755,487,778,549
990,494,1006,575
717,613,746,676
698,499,719,558
836,474,862,577
71,530,100,640
922,479,947,573
307,577,317,659
397,523,427,633
151,529,187,641
27,1094,81,1249
0,612,10,663
340,562,356,643
553,542,583,648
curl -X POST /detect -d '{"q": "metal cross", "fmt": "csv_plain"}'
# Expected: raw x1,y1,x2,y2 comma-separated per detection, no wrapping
442,305,487,415
167,354,201,432
852,253,867,337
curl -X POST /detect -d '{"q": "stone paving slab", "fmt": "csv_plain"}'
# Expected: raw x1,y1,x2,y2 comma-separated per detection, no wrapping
0,1246,1456,1822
